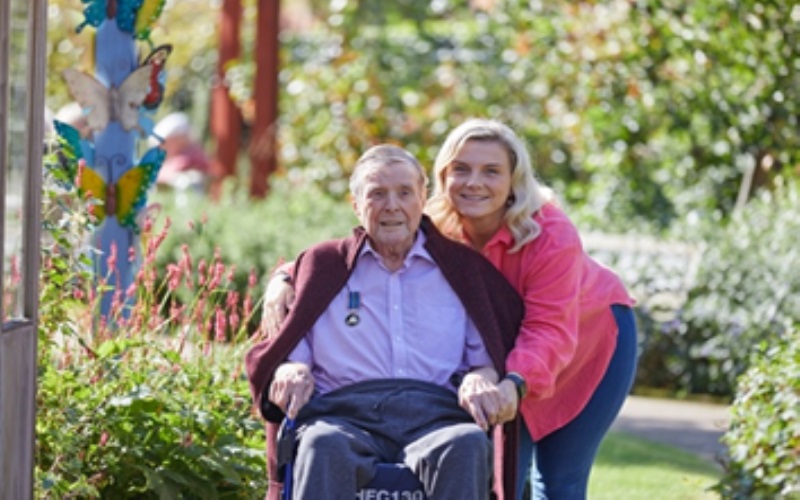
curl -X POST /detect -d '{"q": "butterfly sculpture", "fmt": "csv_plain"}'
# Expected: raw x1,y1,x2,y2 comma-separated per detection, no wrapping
75,0,167,45
134,0,168,43
76,0,144,34
53,120,94,181
141,44,171,110
54,120,165,233
62,64,154,136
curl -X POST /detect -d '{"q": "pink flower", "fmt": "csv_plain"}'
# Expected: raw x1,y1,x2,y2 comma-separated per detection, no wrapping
170,303,185,323
76,159,85,190
142,215,154,234
106,242,118,273
229,310,240,334
9,255,20,285
214,307,227,342
180,244,193,273
166,264,182,291
243,295,253,323
207,262,225,290
197,260,207,287
226,290,239,310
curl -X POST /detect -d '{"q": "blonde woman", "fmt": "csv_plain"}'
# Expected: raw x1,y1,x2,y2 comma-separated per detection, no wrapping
426,119,637,499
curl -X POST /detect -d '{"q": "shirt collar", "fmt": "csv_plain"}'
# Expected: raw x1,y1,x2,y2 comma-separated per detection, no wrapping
361,230,433,269
461,224,514,252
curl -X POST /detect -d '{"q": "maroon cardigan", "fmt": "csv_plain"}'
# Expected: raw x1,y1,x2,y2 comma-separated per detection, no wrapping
245,216,523,500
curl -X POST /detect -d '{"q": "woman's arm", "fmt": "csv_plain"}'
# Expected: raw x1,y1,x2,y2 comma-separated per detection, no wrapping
261,262,296,338
506,222,584,400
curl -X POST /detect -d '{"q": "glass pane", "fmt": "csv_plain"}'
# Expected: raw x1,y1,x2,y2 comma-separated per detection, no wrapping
3,0,30,321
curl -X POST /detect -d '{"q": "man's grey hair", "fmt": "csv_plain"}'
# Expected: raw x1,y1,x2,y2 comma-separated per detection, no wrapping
349,144,428,198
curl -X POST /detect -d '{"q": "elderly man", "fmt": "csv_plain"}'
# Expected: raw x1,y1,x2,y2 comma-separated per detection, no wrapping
246,145,523,500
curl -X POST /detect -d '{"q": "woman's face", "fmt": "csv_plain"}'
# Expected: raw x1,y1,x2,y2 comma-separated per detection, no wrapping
444,139,513,227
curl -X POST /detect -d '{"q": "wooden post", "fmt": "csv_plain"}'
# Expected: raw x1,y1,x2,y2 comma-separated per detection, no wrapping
248,0,280,199
209,0,243,199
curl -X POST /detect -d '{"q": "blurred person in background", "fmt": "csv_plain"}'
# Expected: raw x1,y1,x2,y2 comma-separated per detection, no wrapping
150,111,211,193
55,102,91,138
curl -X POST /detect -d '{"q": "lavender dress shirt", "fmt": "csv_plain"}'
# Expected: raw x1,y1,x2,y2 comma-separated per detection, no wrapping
288,232,492,395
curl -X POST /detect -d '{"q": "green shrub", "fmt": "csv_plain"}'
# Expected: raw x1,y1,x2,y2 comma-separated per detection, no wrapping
152,179,356,326
224,0,800,232
633,181,800,397
37,165,269,498
36,339,266,499
714,328,800,499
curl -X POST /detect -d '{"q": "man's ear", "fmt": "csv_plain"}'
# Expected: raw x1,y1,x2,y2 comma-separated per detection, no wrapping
350,194,359,217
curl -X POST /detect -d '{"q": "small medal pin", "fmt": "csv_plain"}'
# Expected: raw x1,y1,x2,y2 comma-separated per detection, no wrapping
345,290,360,326
345,312,360,326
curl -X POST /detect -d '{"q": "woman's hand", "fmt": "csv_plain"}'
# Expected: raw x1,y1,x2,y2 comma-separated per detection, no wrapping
261,272,296,338
496,378,520,423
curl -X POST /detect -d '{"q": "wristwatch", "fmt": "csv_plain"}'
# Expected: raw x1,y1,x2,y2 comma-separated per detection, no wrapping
504,372,527,401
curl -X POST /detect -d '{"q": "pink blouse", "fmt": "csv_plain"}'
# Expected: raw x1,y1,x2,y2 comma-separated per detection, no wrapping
480,203,635,440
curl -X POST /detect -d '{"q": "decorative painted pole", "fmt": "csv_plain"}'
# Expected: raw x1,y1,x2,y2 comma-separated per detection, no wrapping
56,0,168,320
93,20,140,318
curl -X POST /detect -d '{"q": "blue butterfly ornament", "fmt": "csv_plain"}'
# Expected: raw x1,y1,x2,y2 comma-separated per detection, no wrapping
76,0,145,34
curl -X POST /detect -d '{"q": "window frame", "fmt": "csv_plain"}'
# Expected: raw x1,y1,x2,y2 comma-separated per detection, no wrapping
0,0,47,497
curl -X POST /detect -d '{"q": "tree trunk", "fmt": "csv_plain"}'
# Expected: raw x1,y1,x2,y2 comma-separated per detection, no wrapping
248,0,281,198
209,0,243,199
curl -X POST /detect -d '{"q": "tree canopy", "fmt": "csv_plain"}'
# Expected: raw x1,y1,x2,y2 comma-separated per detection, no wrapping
47,0,800,232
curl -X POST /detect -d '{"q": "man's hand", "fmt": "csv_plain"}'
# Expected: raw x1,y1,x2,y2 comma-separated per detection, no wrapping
261,273,295,338
268,362,314,419
458,366,503,431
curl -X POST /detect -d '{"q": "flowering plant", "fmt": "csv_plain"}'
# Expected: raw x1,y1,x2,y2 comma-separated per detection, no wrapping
36,158,269,498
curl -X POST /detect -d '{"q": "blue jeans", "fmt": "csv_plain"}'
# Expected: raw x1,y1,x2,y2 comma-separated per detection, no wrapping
516,304,638,499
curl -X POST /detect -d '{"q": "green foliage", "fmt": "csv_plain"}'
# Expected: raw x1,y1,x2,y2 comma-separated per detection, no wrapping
37,157,268,498
152,179,356,314
260,0,799,233
48,0,800,232
634,180,800,397
36,339,265,499
715,329,800,499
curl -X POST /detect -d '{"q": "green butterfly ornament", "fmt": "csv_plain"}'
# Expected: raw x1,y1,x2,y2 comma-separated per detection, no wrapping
54,120,165,233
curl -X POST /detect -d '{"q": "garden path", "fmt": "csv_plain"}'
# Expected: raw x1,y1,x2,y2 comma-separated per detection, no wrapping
611,395,730,465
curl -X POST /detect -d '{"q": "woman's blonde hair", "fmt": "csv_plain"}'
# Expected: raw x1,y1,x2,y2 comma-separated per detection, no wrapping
426,119,553,252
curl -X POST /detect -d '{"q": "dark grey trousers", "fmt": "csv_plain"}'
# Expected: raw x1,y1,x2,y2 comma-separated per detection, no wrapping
289,379,492,500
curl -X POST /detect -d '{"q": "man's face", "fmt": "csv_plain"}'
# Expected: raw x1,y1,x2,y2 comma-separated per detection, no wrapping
353,160,425,258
